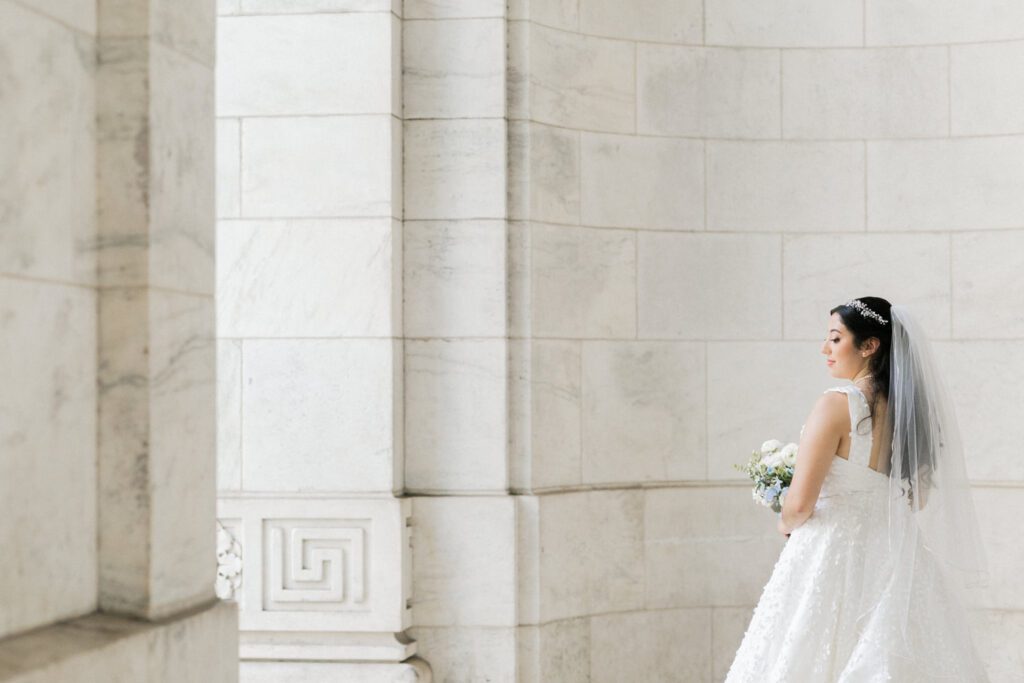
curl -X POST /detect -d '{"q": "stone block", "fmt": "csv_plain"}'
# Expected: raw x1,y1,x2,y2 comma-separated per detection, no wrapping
782,47,948,139
581,342,705,484
217,218,399,338
404,340,507,492
639,45,780,138
241,339,400,493
707,140,864,231
867,138,1024,231
217,13,393,116
638,232,782,340
241,115,396,218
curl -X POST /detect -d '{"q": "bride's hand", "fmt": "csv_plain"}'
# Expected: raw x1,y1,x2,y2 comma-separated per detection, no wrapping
776,517,791,538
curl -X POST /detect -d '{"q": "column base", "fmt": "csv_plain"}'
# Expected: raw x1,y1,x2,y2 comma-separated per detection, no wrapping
0,600,237,683
240,630,416,661
240,657,432,683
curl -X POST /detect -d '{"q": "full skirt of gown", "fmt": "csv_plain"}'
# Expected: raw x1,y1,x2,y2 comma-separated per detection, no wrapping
724,454,989,682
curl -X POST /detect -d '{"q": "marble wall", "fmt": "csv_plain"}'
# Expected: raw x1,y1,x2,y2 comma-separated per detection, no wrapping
212,0,1024,681
215,1,422,679
95,0,219,620
215,3,402,495
1,0,236,680
504,0,1024,680
400,2,514,679
0,0,99,639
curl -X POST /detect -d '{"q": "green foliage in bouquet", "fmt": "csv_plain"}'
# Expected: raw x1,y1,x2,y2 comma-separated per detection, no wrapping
735,439,797,513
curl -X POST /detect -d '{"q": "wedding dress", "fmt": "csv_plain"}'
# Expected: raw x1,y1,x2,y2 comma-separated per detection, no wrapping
725,383,989,682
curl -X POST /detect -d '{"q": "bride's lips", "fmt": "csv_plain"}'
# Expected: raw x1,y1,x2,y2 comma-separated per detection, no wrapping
827,360,835,365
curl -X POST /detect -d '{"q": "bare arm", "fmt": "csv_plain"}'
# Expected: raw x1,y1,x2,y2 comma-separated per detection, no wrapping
778,392,847,534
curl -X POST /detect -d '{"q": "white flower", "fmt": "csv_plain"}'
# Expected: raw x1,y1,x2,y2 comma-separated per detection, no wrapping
763,452,784,468
760,439,783,454
781,443,798,467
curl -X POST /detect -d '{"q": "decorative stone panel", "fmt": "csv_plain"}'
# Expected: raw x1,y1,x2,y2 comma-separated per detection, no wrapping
217,495,413,661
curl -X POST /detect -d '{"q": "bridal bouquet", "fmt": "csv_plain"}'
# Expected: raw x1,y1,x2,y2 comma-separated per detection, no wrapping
735,440,798,513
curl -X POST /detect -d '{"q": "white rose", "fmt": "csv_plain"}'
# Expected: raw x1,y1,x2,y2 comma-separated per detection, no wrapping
760,439,783,454
763,452,784,468
781,443,798,467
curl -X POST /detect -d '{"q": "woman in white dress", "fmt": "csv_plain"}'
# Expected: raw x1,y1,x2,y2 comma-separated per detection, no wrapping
725,297,991,682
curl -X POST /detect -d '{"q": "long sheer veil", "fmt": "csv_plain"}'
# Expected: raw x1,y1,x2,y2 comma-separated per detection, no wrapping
860,303,990,658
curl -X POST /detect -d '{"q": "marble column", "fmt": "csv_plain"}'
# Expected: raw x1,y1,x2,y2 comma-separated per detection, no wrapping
400,2,515,680
214,2,423,679
0,0,99,641
0,0,237,679
96,0,219,621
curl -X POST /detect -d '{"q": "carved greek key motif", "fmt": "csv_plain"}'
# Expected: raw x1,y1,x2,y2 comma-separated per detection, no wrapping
264,520,369,611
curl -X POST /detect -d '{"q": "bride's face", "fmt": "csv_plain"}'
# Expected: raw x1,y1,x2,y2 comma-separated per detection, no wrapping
821,313,862,379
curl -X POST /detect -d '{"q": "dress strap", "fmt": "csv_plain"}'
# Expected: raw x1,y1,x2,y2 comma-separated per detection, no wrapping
823,385,873,466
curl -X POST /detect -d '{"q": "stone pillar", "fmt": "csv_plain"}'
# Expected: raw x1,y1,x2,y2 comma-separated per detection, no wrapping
0,0,237,679
0,0,99,641
400,1,516,679
96,0,219,622
213,2,423,678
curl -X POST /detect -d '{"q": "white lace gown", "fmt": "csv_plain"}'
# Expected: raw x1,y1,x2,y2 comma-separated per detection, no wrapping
725,384,989,682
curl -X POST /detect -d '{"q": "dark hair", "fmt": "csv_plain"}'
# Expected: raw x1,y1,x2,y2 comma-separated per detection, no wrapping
829,296,893,430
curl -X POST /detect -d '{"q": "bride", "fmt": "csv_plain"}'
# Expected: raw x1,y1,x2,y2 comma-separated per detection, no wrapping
725,297,991,682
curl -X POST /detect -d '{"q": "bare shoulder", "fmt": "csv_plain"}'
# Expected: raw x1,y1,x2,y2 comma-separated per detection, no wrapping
806,390,850,432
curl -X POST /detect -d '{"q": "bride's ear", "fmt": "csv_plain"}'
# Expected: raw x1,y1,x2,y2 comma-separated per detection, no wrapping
861,338,880,356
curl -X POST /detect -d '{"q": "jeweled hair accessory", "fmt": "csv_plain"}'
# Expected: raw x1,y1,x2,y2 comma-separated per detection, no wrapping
845,299,888,325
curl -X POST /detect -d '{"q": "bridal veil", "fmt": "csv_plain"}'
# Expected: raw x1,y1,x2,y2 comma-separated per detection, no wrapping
864,303,990,657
